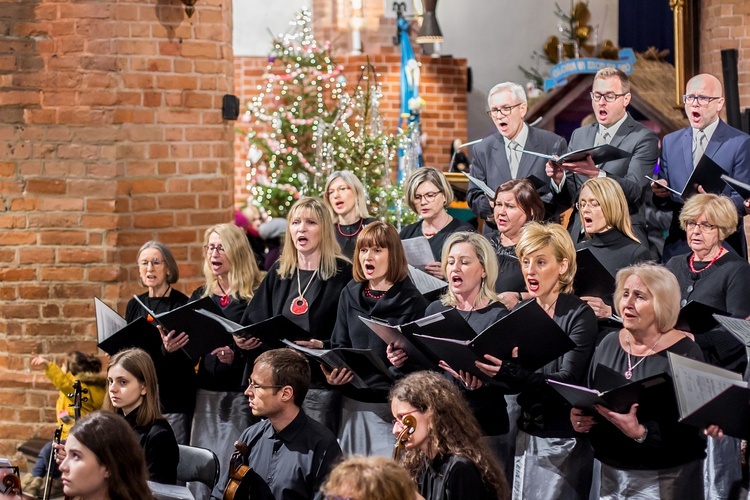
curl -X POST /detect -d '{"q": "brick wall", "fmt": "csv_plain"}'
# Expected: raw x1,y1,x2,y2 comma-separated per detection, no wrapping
700,0,750,110
0,0,234,454
233,53,468,203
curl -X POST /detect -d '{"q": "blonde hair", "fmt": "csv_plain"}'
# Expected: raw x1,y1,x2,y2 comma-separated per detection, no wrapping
595,67,630,94
201,223,262,301
440,232,501,308
580,177,640,242
278,197,346,280
323,170,371,220
678,193,738,241
404,167,454,213
320,456,418,500
515,222,577,294
614,263,681,333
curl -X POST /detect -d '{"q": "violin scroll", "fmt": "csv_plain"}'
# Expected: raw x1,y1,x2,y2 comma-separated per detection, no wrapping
392,414,417,461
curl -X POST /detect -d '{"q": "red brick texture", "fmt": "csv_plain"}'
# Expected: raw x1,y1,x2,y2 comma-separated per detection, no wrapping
700,0,750,110
0,0,234,454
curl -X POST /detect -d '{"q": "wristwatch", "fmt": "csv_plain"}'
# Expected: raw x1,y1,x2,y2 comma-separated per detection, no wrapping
633,425,648,444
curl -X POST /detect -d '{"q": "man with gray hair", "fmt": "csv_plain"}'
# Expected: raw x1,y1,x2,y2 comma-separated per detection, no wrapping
467,82,566,233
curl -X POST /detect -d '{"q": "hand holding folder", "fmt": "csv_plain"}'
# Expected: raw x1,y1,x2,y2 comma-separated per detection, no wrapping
668,352,750,439
402,301,575,381
194,310,312,350
132,296,231,359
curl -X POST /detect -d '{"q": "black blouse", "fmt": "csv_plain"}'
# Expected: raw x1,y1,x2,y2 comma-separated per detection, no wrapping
125,290,195,414
334,217,378,259
400,217,475,261
494,294,598,437
587,332,707,470
331,278,428,401
418,454,499,500
121,409,179,485
190,286,250,392
425,301,511,436
666,251,750,372
486,231,526,294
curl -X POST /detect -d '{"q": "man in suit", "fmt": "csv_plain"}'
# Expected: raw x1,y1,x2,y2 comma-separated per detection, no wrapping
467,82,566,234
653,73,750,261
547,67,659,246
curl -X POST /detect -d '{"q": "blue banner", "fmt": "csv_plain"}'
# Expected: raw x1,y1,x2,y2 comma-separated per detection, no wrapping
544,48,636,92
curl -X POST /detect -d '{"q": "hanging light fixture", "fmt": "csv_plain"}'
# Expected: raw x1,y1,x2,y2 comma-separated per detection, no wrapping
416,0,443,44
181,0,197,18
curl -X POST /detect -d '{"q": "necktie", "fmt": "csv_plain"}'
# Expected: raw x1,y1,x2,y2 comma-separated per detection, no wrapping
508,141,520,178
693,131,707,167
595,130,611,147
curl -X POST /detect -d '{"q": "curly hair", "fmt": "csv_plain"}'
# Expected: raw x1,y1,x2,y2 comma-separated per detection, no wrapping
389,371,508,499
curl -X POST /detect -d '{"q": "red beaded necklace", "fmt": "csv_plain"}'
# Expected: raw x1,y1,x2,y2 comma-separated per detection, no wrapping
688,247,724,274
337,218,364,238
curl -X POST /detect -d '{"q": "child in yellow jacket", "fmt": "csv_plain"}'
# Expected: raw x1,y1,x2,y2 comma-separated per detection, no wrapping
22,351,107,498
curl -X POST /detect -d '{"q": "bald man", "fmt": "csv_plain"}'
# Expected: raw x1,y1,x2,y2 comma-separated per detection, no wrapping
653,73,750,261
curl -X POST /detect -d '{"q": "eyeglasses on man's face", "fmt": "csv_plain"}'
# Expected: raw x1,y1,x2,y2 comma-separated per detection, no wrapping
590,92,628,103
682,94,721,107
247,381,285,391
487,102,523,118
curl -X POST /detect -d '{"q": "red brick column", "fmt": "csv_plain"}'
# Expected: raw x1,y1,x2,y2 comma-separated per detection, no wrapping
0,0,234,453
700,0,750,109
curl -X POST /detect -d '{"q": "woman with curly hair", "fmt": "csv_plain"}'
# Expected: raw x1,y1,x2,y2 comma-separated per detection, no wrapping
389,371,509,500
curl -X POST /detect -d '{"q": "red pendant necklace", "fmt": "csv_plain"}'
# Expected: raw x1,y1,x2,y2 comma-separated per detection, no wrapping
688,248,724,274
291,268,318,315
216,281,231,307
337,218,364,238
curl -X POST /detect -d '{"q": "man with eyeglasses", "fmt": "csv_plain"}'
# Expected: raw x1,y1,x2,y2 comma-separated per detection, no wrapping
467,81,566,234
210,349,342,500
547,67,658,247
653,73,750,261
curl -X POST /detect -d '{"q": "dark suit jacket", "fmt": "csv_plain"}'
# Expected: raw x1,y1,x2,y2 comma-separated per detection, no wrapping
656,120,750,258
557,114,659,240
467,127,566,233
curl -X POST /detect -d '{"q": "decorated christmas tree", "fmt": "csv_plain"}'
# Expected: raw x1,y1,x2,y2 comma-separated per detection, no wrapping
242,9,415,227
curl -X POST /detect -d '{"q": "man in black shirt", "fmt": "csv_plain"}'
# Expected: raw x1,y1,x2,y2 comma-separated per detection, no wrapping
210,349,342,500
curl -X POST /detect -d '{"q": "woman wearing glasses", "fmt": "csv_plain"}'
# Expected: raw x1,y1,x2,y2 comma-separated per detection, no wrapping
125,241,192,444
323,170,378,259
242,197,353,433
400,167,473,279
664,193,750,498
389,371,509,500
184,223,263,498
575,178,650,327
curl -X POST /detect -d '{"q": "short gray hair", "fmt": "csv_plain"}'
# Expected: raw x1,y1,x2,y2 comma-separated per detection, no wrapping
488,82,527,106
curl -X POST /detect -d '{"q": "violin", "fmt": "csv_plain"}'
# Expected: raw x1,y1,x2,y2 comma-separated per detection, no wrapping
2,470,21,497
223,441,253,500
392,414,417,461
67,379,88,422
41,425,63,500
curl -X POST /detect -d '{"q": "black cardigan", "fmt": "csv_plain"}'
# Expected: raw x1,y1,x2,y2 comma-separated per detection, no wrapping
331,277,428,401
125,290,195,414
666,251,750,371
494,294,598,437
121,409,179,485
190,286,250,392
400,217,474,261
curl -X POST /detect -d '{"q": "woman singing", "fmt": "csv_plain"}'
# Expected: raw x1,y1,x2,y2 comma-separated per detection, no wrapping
323,170,378,259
